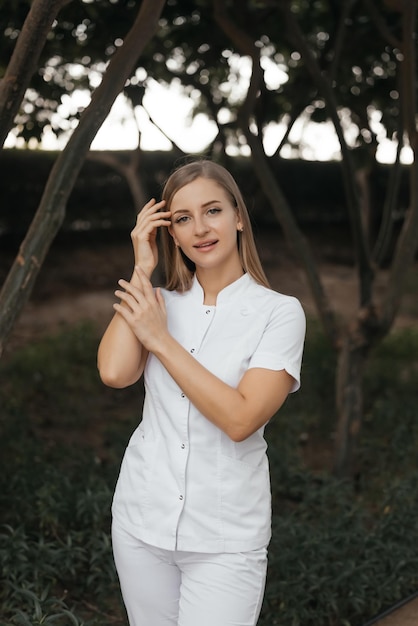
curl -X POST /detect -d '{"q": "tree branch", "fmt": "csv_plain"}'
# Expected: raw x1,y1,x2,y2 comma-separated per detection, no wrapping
381,0,418,330
329,0,359,84
280,0,374,307
0,0,166,356
363,0,402,49
212,0,340,346
372,130,403,265
0,0,72,149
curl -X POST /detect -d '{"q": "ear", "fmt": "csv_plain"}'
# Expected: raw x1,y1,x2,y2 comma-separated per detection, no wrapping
235,207,243,232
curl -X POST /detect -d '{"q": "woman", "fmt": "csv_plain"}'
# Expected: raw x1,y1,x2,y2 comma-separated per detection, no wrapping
97,160,305,626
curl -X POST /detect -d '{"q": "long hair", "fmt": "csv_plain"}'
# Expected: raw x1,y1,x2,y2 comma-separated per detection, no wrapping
160,160,270,292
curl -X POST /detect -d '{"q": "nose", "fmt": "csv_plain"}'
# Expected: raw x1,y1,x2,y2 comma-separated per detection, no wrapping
193,214,209,236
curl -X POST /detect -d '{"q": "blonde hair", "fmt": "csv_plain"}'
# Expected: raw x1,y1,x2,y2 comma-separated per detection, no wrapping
160,160,270,292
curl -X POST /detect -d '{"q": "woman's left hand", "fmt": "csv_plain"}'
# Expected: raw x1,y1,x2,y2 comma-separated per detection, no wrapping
113,266,168,353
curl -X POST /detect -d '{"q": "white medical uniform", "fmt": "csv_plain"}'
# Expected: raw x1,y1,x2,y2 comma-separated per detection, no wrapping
111,272,306,626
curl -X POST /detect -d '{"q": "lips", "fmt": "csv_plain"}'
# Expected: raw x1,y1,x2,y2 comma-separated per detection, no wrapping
193,240,218,249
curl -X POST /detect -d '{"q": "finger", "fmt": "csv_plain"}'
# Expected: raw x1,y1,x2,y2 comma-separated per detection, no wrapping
133,266,155,298
117,278,143,297
132,212,172,234
140,214,172,228
155,288,166,314
137,209,171,224
113,302,132,321
116,280,147,307
136,199,167,219
115,289,139,311
139,198,162,212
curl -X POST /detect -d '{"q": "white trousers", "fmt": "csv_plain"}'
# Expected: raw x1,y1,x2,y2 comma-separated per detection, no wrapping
112,522,267,626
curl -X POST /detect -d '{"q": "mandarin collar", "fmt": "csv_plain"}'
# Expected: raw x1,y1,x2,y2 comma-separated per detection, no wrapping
190,273,252,305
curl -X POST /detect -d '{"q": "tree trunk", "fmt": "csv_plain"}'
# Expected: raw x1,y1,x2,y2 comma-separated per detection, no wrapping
245,133,340,348
334,0,418,473
88,148,148,211
215,0,417,476
334,331,369,478
380,0,418,332
0,0,71,149
87,146,163,285
0,0,166,357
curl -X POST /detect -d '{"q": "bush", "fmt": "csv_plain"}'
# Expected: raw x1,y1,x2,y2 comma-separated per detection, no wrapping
1,322,418,625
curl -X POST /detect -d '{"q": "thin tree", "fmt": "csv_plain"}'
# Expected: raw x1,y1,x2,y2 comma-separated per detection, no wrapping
0,0,166,357
0,0,72,149
213,0,417,474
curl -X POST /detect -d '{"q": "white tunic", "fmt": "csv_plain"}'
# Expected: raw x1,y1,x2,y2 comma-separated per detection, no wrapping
112,273,306,553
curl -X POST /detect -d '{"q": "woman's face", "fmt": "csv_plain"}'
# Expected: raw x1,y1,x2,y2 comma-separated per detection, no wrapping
169,177,243,276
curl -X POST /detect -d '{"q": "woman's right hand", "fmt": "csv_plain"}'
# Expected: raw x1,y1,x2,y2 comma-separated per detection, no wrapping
130,199,171,278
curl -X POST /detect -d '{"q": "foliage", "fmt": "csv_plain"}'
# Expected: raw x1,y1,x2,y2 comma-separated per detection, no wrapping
0,0,409,154
262,320,418,625
0,323,129,624
1,321,418,625
263,471,418,626
1,0,138,144
0,431,119,624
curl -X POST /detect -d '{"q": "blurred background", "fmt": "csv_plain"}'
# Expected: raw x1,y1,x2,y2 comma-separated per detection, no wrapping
1,1,418,625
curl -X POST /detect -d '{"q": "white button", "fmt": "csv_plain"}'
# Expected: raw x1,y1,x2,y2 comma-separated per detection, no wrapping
181,443,185,449
205,309,211,314
179,495,184,500
190,348,195,353
181,393,185,398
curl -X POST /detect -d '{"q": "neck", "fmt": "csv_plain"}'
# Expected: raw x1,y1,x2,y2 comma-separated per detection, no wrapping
196,265,244,305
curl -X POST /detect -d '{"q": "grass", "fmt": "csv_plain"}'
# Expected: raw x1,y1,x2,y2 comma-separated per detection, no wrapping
1,320,418,625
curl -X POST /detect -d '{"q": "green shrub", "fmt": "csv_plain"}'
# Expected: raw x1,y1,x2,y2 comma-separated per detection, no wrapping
1,322,418,626
0,440,120,624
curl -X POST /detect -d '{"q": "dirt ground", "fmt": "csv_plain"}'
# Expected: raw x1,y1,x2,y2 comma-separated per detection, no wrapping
2,228,417,355
0,231,416,354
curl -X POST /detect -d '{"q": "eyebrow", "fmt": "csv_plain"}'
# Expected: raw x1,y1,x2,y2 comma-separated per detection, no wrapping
171,199,222,217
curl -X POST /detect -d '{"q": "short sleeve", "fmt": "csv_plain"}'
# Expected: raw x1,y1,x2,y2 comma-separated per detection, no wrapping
248,296,306,392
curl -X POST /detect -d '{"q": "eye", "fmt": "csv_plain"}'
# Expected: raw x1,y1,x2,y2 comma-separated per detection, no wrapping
207,207,221,215
174,215,190,224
